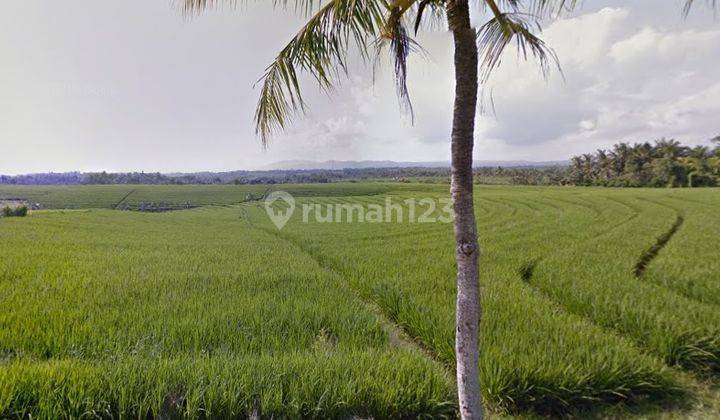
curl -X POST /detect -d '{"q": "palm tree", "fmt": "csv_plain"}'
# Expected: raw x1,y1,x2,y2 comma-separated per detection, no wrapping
183,1,708,418
682,145,715,187
610,142,630,176
652,138,689,187
570,155,585,184
688,145,710,159
581,153,595,182
654,138,688,159
625,142,653,185
595,149,614,182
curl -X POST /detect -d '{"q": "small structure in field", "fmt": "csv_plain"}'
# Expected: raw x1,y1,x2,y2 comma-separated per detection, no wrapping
0,198,30,217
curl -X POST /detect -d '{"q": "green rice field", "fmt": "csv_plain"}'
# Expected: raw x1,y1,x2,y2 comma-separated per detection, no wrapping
0,183,718,418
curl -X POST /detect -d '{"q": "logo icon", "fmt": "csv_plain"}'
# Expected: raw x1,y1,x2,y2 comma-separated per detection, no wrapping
264,191,295,230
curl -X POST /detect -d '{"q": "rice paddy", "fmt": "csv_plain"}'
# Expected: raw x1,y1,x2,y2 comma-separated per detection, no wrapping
0,183,718,418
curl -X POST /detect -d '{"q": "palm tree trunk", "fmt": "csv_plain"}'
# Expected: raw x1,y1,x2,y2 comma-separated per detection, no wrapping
447,1,483,419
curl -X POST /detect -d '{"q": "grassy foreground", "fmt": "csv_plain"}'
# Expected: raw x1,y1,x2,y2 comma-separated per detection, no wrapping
0,183,718,418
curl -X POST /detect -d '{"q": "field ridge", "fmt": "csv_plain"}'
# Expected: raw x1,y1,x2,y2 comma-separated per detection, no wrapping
254,224,454,377
634,215,685,277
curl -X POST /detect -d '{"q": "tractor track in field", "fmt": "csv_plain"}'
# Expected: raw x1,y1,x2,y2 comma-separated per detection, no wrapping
630,199,697,280
517,259,626,339
633,214,685,277
550,195,637,244
634,196,685,213
630,197,685,278
532,196,564,212
491,195,640,248
475,196,510,214
478,196,518,217
505,196,542,214
642,195,720,306
506,197,640,287
568,195,642,246
514,198,720,377
251,224,455,378
583,207,640,244
665,195,720,208
515,256,720,395
238,194,691,376
476,197,551,236
551,195,602,217
507,196,678,365
515,257,680,371
112,188,136,209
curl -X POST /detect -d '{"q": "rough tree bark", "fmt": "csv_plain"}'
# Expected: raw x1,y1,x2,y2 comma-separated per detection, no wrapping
447,1,483,419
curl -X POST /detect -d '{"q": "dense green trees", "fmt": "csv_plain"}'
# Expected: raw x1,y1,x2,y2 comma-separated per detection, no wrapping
568,137,720,187
1,205,27,217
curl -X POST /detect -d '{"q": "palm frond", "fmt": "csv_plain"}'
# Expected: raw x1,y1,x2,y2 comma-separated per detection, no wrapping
257,0,434,144
189,0,433,144
524,0,577,17
414,0,433,34
183,0,224,14
682,0,717,17
381,3,420,121
476,4,559,82
482,0,578,18
413,0,446,34
253,0,387,145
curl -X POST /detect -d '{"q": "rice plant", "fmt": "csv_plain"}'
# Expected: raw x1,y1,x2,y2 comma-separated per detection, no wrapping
1,184,718,417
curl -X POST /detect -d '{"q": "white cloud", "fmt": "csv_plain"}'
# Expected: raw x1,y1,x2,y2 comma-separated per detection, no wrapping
473,6,720,159
0,1,717,173
278,5,719,164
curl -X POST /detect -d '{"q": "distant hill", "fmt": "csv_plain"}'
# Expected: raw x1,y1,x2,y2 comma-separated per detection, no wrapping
264,159,567,170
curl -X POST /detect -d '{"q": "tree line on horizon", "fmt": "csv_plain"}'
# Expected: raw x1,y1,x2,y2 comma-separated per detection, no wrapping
566,137,720,187
2,138,718,188
0,168,455,185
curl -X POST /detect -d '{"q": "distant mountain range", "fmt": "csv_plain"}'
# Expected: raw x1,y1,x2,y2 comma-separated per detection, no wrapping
263,159,568,170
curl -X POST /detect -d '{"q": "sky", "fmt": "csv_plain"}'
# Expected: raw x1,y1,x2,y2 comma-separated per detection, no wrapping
0,1,718,174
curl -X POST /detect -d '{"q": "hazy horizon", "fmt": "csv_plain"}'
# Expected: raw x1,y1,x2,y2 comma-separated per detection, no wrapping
1,158,573,177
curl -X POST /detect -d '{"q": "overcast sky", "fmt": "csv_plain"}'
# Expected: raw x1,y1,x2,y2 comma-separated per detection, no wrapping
0,1,718,174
